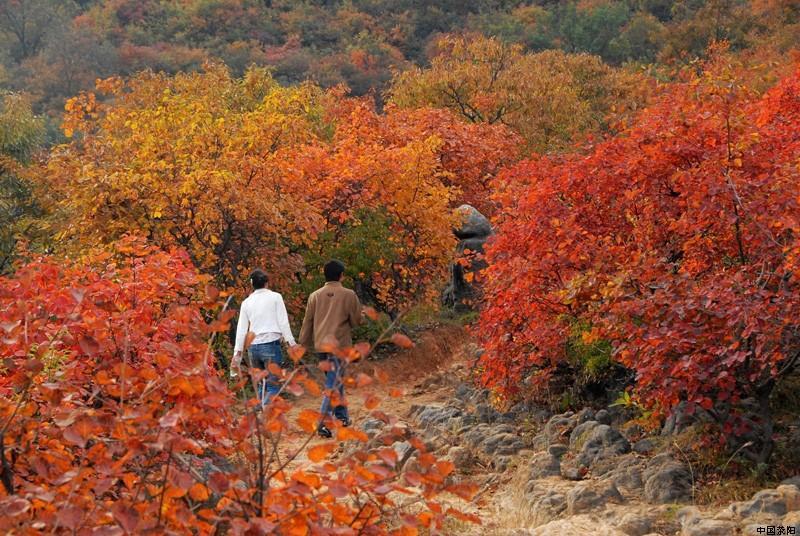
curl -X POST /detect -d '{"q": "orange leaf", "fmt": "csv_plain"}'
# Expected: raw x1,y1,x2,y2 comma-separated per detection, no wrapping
356,373,373,388
364,393,381,410
390,333,414,348
292,470,322,489
363,306,380,321
374,368,389,384
297,409,321,433
308,442,336,462
189,483,210,502
337,427,368,442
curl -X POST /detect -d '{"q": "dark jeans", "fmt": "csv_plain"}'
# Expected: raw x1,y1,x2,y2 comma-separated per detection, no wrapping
318,353,349,424
247,340,282,406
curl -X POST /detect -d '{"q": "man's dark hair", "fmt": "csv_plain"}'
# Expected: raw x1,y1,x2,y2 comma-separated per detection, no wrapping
250,269,268,289
324,260,345,282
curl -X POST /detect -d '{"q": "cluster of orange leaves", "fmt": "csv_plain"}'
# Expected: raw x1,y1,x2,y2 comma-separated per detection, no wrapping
0,236,478,534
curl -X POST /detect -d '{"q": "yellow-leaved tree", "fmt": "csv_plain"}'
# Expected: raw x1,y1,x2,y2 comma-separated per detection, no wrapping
389,34,649,153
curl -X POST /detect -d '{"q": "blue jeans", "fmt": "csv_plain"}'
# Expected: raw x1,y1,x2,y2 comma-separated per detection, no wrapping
248,341,282,406
318,353,349,424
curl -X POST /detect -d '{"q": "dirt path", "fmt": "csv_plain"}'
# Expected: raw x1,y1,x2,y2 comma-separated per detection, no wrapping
270,323,475,469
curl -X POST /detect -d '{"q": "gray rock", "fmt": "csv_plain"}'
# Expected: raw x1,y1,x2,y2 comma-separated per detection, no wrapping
681,518,737,536
561,463,586,481
633,438,656,455
447,446,473,471
443,204,493,310
392,441,415,463
361,418,385,438
661,400,713,436
415,405,462,428
566,480,624,514
617,513,654,536
529,453,561,479
454,204,492,239
482,432,525,455
492,455,512,472
730,485,800,521
573,423,631,469
548,444,569,458
544,411,578,444
781,476,800,489
607,455,645,492
731,488,788,518
643,458,692,504
577,408,596,423
595,409,612,425
530,490,567,517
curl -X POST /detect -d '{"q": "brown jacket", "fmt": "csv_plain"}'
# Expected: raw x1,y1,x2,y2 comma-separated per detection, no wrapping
299,281,362,352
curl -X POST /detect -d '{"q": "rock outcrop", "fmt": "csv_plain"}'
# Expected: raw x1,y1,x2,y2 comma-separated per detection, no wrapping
442,204,492,310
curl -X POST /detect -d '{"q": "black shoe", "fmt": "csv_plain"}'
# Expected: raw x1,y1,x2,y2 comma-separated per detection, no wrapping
338,416,351,427
317,424,333,438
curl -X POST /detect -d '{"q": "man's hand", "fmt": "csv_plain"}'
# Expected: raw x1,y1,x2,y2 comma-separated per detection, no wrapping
230,352,242,378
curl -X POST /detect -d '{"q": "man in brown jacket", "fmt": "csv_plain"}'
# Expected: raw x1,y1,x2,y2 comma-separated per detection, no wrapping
299,260,362,438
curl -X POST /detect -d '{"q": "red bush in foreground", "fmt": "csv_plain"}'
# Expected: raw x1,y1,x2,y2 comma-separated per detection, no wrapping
478,58,800,462
0,237,475,534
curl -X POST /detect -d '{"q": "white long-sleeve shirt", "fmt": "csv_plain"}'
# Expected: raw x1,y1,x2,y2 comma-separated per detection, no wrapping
233,289,296,355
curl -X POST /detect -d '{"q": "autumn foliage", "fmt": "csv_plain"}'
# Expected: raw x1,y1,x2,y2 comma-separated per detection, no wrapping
39,64,519,311
478,55,800,461
0,236,476,533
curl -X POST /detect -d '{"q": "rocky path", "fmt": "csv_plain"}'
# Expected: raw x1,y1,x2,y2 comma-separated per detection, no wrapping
275,326,800,535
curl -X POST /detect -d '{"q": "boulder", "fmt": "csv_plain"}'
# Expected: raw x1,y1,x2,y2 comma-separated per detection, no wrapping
482,432,526,455
606,455,645,492
642,456,692,504
442,204,492,310
571,421,631,470
548,443,569,458
632,438,656,455
595,409,612,425
544,411,579,445
530,516,628,536
446,446,473,471
566,480,625,514
782,476,800,489
360,418,385,438
617,513,654,536
681,519,737,536
528,489,568,518
415,405,462,428
729,485,800,519
529,453,561,479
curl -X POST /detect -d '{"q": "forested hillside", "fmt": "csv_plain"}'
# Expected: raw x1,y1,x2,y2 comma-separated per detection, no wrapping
2,1,800,534
2,0,799,120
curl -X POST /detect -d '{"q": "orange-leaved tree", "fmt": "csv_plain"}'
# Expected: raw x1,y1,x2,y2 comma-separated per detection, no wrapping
478,55,800,463
37,64,520,313
0,236,478,533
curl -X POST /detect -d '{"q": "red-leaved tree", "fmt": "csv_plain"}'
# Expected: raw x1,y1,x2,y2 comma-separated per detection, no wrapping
478,56,800,463
0,236,476,533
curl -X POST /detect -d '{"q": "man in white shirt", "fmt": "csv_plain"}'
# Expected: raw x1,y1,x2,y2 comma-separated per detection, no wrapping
231,269,297,406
